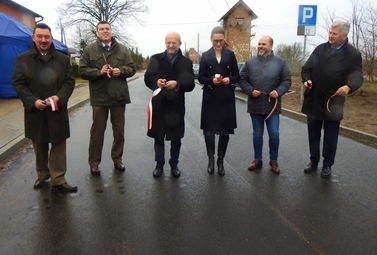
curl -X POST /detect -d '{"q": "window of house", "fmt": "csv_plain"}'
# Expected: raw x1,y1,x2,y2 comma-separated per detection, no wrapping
235,18,243,25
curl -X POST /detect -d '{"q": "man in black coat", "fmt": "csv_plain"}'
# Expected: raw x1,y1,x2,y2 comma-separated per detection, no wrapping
12,23,77,192
144,32,195,178
301,18,363,178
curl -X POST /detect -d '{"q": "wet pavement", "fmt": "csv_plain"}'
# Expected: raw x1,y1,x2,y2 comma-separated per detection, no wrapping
0,76,376,254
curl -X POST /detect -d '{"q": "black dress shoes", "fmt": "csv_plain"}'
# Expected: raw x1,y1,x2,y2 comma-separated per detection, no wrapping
304,162,318,173
90,165,101,175
33,179,48,189
320,166,332,178
153,165,164,178
52,182,78,192
114,162,126,171
171,166,181,178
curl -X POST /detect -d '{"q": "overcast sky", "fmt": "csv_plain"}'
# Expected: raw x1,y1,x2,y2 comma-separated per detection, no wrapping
12,0,373,57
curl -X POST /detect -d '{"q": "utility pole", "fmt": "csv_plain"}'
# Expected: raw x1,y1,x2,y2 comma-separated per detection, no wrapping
197,33,199,56
59,19,66,45
300,34,307,102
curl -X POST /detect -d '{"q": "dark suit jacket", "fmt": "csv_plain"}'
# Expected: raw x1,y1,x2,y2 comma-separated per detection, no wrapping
144,49,195,140
301,39,363,120
12,43,75,143
198,48,240,132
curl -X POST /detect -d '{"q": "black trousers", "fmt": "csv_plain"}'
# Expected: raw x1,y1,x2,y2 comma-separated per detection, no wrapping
154,138,181,167
307,117,341,167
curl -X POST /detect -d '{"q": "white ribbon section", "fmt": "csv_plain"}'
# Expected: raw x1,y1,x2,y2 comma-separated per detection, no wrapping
147,88,161,130
48,97,59,111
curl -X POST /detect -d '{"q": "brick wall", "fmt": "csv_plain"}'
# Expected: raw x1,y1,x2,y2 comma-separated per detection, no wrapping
223,5,253,63
0,3,37,27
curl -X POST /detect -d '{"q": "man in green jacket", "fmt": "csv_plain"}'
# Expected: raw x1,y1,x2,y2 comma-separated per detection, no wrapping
12,23,77,192
79,21,136,176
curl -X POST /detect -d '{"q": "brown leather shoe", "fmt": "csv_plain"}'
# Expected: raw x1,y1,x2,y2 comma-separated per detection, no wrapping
248,159,263,170
52,182,78,192
114,162,126,171
33,179,48,189
269,161,280,174
90,165,101,175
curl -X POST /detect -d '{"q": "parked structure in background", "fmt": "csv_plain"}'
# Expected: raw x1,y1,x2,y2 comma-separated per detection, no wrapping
187,47,200,64
0,0,42,27
218,0,258,63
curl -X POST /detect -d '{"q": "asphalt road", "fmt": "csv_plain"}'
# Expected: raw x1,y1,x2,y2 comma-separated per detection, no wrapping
0,77,376,255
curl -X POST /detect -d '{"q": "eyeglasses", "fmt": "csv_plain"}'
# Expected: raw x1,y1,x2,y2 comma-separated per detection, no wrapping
212,39,224,44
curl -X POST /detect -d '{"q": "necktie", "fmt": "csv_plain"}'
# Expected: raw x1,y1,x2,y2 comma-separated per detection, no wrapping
104,45,109,51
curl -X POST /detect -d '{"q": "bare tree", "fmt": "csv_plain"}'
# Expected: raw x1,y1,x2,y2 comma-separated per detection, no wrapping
358,4,377,81
348,0,366,49
275,43,304,75
70,24,93,56
57,0,149,47
345,0,376,81
319,0,376,82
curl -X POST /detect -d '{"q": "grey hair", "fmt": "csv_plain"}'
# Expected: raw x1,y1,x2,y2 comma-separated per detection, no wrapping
331,18,350,35
211,26,225,37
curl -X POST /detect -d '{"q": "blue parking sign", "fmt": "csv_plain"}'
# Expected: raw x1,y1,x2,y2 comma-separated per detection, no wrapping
298,5,317,25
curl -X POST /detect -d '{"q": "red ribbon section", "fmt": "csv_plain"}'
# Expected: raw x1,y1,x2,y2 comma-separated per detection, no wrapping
48,97,58,111
326,93,337,113
265,97,278,120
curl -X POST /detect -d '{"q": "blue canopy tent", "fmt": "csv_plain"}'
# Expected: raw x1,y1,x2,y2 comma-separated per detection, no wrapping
0,12,68,98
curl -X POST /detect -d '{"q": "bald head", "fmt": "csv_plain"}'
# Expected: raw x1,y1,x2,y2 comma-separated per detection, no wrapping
257,35,274,56
165,32,181,42
260,35,273,46
165,32,182,56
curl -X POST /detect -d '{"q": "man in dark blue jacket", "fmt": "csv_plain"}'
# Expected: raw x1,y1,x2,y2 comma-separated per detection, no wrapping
239,35,291,174
301,18,363,178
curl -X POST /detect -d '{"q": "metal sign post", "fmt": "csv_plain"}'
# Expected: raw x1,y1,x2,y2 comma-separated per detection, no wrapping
297,5,317,102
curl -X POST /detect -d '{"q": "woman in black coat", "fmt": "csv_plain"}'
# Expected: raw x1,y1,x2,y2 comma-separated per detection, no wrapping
198,26,240,176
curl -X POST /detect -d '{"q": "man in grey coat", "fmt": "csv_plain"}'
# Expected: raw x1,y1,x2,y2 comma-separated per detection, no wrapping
239,35,291,174
12,23,77,192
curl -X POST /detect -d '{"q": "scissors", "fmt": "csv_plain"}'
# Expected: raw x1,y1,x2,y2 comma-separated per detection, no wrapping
102,53,111,78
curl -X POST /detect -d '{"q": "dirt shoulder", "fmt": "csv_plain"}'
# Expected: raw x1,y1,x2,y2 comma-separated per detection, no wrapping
282,77,377,136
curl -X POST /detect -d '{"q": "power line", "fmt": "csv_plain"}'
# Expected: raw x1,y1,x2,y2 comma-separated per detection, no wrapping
127,21,218,27
225,0,230,8
207,0,219,19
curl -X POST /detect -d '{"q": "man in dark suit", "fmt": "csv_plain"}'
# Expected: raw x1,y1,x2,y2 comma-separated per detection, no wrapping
301,18,363,178
12,23,77,192
144,32,195,178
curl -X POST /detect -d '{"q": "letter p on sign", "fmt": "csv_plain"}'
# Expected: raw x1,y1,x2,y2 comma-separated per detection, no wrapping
298,5,317,25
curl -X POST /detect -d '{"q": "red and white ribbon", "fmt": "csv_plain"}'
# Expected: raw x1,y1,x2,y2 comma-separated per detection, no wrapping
147,88,161,130
326,93,337,113
48,97,59,111
265,97,278,120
